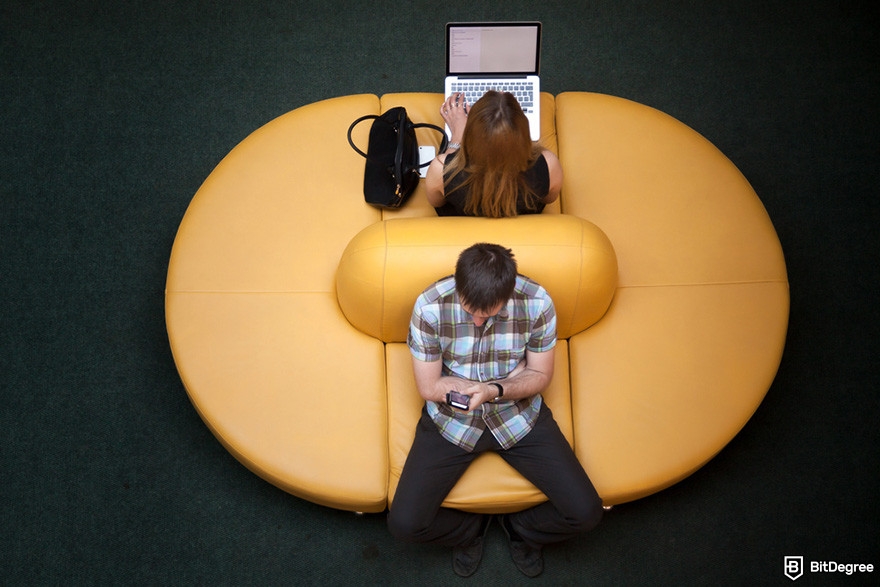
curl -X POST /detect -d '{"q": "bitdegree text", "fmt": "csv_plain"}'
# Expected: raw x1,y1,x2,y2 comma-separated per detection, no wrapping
810,561,874,575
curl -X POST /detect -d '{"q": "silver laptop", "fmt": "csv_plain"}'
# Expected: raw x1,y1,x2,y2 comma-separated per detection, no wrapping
444,22,542,141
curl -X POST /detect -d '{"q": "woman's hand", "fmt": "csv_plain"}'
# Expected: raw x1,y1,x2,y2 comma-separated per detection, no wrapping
440,92,469,143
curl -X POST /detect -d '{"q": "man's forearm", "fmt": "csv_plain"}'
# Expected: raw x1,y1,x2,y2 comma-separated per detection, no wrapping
411,349,555,408
493,366,552,401
422,368,549,404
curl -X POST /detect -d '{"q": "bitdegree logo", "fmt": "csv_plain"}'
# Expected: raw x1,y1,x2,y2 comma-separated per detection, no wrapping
784,557,803,580
785,556,874,580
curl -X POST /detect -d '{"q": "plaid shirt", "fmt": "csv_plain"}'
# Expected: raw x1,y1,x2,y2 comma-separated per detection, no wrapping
407,274,557,451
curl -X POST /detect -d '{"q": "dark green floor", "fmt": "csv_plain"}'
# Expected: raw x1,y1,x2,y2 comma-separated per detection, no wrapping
2,1,878,584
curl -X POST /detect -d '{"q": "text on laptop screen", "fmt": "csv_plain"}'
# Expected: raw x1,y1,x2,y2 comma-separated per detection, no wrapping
448,25,539,75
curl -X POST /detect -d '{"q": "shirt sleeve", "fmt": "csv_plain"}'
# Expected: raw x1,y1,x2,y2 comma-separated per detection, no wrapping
527,290,557,353
407,297,442,362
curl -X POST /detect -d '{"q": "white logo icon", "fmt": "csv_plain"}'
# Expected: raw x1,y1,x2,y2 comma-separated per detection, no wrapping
785,556,804,581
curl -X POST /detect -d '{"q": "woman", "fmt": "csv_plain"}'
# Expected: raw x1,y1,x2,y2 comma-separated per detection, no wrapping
425,90,562,217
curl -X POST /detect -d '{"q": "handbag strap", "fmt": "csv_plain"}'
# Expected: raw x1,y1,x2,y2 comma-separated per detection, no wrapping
346,113,381,160
347,112,450,168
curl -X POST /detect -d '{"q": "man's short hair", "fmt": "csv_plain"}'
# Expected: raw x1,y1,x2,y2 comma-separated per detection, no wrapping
454,243,518,313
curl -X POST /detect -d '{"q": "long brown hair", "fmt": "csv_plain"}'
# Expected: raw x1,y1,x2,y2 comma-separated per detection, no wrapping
444,91,543,218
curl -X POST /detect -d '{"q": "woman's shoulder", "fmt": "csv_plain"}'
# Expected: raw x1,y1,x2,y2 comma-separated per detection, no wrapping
532,151,550,172
525,151,551,186
534,149,562,205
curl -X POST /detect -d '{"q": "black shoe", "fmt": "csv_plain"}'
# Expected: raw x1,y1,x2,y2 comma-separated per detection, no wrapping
500,514,544,578
452,515,492,577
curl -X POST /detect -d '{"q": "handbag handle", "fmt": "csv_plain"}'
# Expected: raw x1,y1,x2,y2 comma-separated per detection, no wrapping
346,113,381,159
412,123,449,167
347,113,449,169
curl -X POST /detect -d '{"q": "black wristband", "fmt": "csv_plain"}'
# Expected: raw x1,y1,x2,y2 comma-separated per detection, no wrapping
489,382,504,400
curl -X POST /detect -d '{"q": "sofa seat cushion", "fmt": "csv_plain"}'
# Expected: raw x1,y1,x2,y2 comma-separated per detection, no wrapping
556,92,789,503
166,94,392,512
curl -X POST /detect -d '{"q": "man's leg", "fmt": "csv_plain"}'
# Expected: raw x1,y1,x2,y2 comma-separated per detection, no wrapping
498,403,604,548
387,407,487,547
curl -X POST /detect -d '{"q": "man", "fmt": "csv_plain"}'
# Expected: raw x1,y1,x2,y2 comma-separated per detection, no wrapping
387,243,603,578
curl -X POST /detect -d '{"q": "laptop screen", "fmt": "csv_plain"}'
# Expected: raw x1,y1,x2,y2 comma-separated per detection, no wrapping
446,22,541,76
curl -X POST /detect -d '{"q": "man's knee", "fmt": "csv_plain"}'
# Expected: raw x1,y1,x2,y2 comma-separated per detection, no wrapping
387,506,423,543
568,493,604,533
549,477,604,535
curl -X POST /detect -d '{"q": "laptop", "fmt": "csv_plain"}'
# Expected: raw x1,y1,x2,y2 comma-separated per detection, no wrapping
444,22,542,141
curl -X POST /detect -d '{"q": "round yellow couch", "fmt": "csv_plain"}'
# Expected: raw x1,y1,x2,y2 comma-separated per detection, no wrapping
165,92,789,513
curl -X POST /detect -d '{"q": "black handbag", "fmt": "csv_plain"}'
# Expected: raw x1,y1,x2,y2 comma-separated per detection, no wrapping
347,107,448,208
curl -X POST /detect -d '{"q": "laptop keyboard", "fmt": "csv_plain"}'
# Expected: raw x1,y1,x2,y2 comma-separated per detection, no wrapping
450,81,536,113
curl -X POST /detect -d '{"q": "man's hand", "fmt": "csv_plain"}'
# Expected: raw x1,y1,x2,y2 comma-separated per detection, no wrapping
412,357,466,404
411,348,555,409
458,382,496,411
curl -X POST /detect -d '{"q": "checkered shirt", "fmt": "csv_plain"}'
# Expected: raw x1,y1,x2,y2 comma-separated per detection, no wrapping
407,274,557,451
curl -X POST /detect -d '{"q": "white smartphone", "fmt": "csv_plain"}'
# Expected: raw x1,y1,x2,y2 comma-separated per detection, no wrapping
418,146,436,178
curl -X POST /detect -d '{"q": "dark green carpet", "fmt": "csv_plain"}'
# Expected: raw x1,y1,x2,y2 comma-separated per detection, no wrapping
2,1,877,584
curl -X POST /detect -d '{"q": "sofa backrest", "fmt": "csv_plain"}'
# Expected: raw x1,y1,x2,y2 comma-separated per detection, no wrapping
336,214,618,342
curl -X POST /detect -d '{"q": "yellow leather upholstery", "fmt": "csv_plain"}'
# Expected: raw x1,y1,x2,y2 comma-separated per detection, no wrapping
556,93,789,502
336,215,617,342
165,92,789,512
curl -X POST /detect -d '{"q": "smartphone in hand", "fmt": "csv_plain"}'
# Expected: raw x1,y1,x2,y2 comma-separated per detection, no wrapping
446,390,470,410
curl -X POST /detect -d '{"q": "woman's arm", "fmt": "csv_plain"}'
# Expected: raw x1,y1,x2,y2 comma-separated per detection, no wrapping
424,154,448,207
425,93,470,208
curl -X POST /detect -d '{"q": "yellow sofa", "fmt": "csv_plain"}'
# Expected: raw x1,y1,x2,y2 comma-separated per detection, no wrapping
165,92,789,513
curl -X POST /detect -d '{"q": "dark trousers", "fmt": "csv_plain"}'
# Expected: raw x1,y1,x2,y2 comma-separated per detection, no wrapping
387,402,603,549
